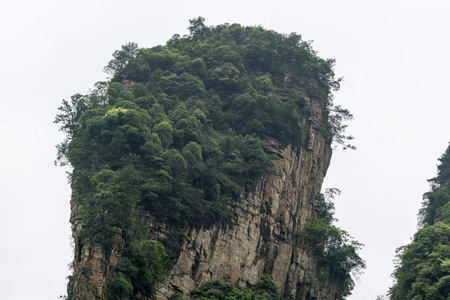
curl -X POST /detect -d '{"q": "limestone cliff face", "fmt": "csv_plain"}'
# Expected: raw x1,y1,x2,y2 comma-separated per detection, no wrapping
157,96,336,299
68,93,337,299
68,191,125,299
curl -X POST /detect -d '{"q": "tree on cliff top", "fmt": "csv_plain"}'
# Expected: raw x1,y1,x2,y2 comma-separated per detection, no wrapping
55,18,357,299
55,18,346,226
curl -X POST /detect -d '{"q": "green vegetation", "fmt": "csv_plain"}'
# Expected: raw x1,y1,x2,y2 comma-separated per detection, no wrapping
108,240,167,299
189,273,279,300
390,143,450,299
299,189,365,297
56,18,354,299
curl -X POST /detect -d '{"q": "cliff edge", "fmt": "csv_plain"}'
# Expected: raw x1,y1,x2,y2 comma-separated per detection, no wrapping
159,95,336,299
57,19,359,300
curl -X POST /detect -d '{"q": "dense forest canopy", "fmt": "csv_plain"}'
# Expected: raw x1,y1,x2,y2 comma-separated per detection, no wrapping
55,18,359,299
55,17,350,227
390,143,450,299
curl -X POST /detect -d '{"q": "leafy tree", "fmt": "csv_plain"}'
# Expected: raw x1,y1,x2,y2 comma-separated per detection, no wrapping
153,121,173,148
314,188,340,223
110,240,167,299
257,273,279,299
390,143,450,299
299,189,365,297
104,42,139,75
107,82,125,100
191,275,279,300
327,104,355,150
189,16,209,38
431,142,450,186
107,272,133,300
182,141,203,165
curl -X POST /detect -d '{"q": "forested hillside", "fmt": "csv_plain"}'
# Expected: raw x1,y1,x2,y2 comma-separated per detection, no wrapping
55,18,362,299
390,143,450,299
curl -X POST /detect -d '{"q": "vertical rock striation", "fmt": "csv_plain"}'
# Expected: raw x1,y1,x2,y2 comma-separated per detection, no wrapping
158,95,338,299
69,95,338,299
68,191,124,299
67,89,337,299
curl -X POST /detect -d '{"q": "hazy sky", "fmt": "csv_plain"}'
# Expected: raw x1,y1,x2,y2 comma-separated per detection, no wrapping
1,1,449,299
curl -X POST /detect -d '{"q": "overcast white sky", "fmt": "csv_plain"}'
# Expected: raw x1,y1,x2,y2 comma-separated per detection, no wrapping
1,1,449,299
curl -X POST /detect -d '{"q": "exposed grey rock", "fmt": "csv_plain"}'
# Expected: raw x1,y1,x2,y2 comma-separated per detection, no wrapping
68,91,339,299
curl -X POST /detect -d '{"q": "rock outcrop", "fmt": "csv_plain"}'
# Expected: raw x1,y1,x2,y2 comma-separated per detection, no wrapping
158,96,337,299
68,89,338,299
